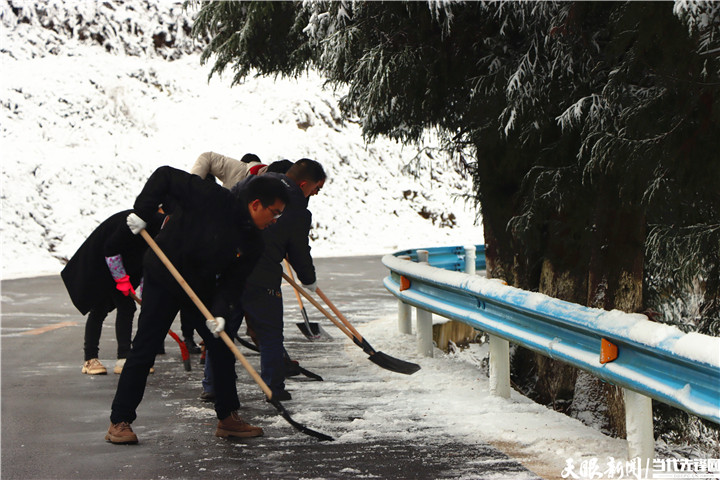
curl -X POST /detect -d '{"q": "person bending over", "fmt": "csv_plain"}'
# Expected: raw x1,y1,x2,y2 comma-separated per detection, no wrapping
106,166,288,444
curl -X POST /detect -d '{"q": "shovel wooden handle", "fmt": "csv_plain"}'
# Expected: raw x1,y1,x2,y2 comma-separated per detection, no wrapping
315,287,364,342
139,229,272,398
281,273,354,339
284,259,306,310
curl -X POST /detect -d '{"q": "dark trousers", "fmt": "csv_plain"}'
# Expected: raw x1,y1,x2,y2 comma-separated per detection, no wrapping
110,273,240,424
202,305,245,394
179,308,197,341
242,284,285,396
84,290,135,361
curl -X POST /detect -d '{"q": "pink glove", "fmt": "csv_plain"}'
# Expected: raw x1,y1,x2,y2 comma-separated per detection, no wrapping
114,275,136,296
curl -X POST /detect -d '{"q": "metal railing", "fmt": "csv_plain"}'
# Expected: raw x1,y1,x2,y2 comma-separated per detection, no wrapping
391,245,486,272
382,245,720,462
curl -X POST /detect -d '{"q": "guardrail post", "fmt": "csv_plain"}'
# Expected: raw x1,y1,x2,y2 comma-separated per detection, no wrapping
416,250,434,357
489,335,511,398
464,245,476,275
398,300,412,334
623,388,654,471
397,255,412,334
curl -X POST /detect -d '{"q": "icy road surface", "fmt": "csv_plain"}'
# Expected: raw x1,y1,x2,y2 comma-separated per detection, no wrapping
1,256,627,480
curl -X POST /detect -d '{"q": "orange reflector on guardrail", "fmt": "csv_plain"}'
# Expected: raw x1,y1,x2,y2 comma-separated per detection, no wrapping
400,276,411,291
600,338,618,364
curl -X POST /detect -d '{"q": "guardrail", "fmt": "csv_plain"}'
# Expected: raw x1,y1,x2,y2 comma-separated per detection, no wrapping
391,245,486,272
382,245,720,464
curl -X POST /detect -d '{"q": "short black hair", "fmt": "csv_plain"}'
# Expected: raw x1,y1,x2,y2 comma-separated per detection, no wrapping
286,158,326,183
265,159,294,174
241,153,261,164
241,175,289,207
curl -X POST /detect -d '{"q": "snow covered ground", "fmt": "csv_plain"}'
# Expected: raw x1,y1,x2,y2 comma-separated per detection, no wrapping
1,2,716,479
0,1,480,279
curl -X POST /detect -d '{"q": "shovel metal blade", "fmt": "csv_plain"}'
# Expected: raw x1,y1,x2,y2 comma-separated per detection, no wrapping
296,321,331,341
269,398,334,442
368,351,421,375
296,306,332,341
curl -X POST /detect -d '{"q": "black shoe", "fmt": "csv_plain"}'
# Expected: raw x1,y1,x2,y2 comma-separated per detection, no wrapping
184,339,201,354
200,391,215,402
266,390,292,402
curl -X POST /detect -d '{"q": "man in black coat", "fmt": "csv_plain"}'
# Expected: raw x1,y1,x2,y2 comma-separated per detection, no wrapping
237,158,326,401
106,166,288,444
61,209,162,375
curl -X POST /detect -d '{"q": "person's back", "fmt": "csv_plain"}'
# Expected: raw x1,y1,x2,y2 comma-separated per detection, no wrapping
135,166,273,299
61,209,162,376
62,210,146,314
190,152,262,189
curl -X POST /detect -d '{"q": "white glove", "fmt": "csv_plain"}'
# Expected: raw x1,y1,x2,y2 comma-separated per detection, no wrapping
206,316,225,337
302,281,318,292
126,213,147,235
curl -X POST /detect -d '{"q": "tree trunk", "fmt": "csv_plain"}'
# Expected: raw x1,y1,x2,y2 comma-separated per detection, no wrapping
699,260,719,336
527,208,592,413
585,179,646,437
475,142,541,290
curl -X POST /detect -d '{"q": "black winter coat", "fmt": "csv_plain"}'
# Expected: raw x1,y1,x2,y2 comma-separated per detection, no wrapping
133,166,264,304
61,209,160,315
237,173,316,290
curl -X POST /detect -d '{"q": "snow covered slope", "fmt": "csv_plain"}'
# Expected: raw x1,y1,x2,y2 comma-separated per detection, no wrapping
0,0,481,278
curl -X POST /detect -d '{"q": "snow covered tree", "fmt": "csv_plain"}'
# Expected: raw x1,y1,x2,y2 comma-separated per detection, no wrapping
190,0,719,440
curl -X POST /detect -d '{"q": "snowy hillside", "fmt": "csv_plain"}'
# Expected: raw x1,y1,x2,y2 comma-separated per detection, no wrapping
0,0,481,279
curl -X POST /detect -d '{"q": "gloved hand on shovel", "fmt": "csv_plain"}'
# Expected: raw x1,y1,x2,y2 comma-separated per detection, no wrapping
206,317,225,337
301,281,318,292
114,275,136,296
126,213,147,235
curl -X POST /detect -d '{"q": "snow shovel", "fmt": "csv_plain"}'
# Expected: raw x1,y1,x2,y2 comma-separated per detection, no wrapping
284,259,331,341
130,293,191,372
235,333,323,381
139,229,333,442
235,334,260,352
281,273,421,375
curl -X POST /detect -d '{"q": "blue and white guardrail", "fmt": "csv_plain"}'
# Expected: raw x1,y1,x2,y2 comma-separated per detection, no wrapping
382,245,720,459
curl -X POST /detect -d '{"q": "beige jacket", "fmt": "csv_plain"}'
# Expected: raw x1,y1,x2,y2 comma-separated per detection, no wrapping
190,152,262,189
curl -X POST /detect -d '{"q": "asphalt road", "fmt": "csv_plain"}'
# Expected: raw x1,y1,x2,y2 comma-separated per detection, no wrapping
1,256,542,480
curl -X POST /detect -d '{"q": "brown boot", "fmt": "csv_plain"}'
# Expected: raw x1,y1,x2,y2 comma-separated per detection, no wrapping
105,422,139,444
215,411,263,438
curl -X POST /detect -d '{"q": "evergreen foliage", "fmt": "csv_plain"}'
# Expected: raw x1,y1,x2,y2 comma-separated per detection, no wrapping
190,0,719,333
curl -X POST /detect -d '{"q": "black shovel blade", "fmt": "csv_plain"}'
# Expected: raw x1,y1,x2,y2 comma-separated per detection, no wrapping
297,307,333,341
295,306,321,340
351,336,421,375
368,351,421,375
269,398,334,442
297,366,324,381
296,321,327,340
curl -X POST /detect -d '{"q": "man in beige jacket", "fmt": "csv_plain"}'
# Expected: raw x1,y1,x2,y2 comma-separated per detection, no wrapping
190,152,265,189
